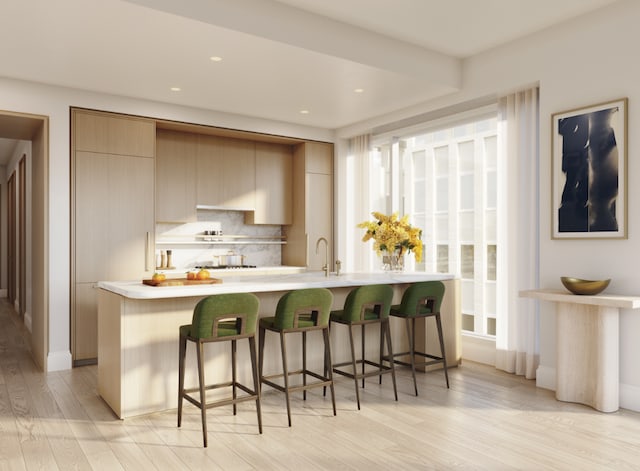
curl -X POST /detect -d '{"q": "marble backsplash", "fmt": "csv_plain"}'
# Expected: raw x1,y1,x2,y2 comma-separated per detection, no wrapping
155,210,283,270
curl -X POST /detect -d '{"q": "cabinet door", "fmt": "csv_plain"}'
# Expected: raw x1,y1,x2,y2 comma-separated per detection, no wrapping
247,142,292,224
306,172,333,271
107,155,155,280
219,137,255,209
196,134,224,206
196,135,255,209
75,152,155,282
156,130,197,222
75,152,111,282
73,282,98,361
73,110,155,157
305,142,333,175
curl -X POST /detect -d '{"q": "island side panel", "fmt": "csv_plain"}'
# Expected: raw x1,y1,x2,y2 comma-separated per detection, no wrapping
97,289,123,417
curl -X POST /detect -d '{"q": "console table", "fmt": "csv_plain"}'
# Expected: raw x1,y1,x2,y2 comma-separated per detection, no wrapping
520,289,640,412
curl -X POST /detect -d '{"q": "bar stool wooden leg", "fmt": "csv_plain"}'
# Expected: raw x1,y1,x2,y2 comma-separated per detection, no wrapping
384,320,398,401
302,331,307,401
361,324,366,388
279,331,292,427
323,328,337,416
248,336,263,434
196,341,208,447
379,324,384,385
177,335,187,427
232,339,237,415
258,326,266,394
348,324,361,410
407,317,418,396
435,313,450,388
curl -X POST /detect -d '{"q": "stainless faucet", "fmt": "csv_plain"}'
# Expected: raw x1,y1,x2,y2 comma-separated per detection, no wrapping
315,237,329,277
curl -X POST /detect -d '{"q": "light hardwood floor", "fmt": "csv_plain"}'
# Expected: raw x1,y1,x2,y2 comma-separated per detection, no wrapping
2,300,640,470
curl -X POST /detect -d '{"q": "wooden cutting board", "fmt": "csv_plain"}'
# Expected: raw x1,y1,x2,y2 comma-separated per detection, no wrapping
143,278,223,287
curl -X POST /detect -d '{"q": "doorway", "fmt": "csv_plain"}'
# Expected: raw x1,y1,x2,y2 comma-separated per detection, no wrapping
0,110,49,371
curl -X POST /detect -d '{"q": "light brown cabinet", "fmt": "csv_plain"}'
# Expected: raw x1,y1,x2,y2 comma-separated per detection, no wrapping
74,110,155,157
155,130,294,225
245,142,293,225
71,109,155,364
282,142,333,270
156,129,197,222
196,135,255,210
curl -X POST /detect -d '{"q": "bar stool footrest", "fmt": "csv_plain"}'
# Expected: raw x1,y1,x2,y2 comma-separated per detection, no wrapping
182,381,259,411
261,369,333,395
333,359,394,381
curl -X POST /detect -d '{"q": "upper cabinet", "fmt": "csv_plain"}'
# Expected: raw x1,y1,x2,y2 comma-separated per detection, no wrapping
156,128,295,224
245,142,293,225
156,129,197,223
74,110,155,157
196,135,255,210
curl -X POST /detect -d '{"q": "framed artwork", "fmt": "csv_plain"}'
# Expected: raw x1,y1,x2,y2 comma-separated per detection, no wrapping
552,98,628,239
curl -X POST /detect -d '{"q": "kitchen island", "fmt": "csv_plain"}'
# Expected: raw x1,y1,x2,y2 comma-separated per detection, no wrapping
97,272,460,418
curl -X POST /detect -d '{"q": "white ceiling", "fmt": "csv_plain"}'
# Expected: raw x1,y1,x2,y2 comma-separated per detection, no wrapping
0,0,617,164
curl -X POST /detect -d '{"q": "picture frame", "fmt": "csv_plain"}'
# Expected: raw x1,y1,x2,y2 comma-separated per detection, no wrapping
551,98,628,239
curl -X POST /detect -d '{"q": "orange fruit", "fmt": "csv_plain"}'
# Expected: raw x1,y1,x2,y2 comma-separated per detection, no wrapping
196,269,210,280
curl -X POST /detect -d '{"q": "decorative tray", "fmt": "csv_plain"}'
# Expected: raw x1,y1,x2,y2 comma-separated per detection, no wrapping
142,278,223,287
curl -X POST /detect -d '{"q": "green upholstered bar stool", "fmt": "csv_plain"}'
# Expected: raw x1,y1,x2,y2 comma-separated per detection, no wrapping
329,284,397,410
177,293,262,447
259,288,335,426
389,281,449,395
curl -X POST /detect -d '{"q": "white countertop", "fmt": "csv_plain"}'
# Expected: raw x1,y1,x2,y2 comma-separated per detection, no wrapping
98,271,455,300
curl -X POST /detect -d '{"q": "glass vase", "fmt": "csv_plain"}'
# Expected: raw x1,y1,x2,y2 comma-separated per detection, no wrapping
382,250,404,272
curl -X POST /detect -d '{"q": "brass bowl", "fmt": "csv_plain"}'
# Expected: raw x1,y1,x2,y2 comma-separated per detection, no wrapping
561,277,610,295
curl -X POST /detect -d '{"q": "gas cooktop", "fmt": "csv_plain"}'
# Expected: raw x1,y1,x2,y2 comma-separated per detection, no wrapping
195,265,257,270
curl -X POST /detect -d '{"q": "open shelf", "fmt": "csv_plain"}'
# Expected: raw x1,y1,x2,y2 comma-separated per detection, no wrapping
156,234,286,245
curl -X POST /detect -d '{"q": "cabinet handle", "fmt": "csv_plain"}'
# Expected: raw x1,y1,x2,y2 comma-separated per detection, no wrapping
305,233,309,267
145,232,152,272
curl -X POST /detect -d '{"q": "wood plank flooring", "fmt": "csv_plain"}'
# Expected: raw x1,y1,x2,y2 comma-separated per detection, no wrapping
2,299,640,470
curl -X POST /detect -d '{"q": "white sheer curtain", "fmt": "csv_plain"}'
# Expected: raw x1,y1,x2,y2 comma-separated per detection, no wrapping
346,134,373,272
495,88,540,379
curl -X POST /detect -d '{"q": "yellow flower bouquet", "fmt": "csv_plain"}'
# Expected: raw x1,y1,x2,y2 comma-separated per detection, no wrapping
357,212,423,263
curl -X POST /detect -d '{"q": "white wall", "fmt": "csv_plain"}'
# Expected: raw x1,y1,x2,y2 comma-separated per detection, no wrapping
0,77,333,372
336,0,640,411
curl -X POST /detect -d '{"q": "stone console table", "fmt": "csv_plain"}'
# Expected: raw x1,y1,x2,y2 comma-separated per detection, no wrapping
520,289,640,412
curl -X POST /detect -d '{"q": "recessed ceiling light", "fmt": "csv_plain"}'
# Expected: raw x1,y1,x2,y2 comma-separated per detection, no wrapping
170,87,181,92
210,56,223,62
354,88,364,93
300,110,310,114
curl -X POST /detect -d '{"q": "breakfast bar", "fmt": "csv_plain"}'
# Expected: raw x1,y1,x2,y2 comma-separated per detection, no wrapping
97,272,460,418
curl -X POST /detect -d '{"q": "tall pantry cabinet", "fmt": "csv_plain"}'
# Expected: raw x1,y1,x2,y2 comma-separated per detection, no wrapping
282,142,333,270
71,109,156,364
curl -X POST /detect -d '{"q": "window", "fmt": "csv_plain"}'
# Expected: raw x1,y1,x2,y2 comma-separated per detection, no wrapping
370,112,498,338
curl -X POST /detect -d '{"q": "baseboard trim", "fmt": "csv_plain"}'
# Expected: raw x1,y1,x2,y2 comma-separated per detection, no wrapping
461,334,495,366
536,365,556,391
47,350,73,372
621,383,640,412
